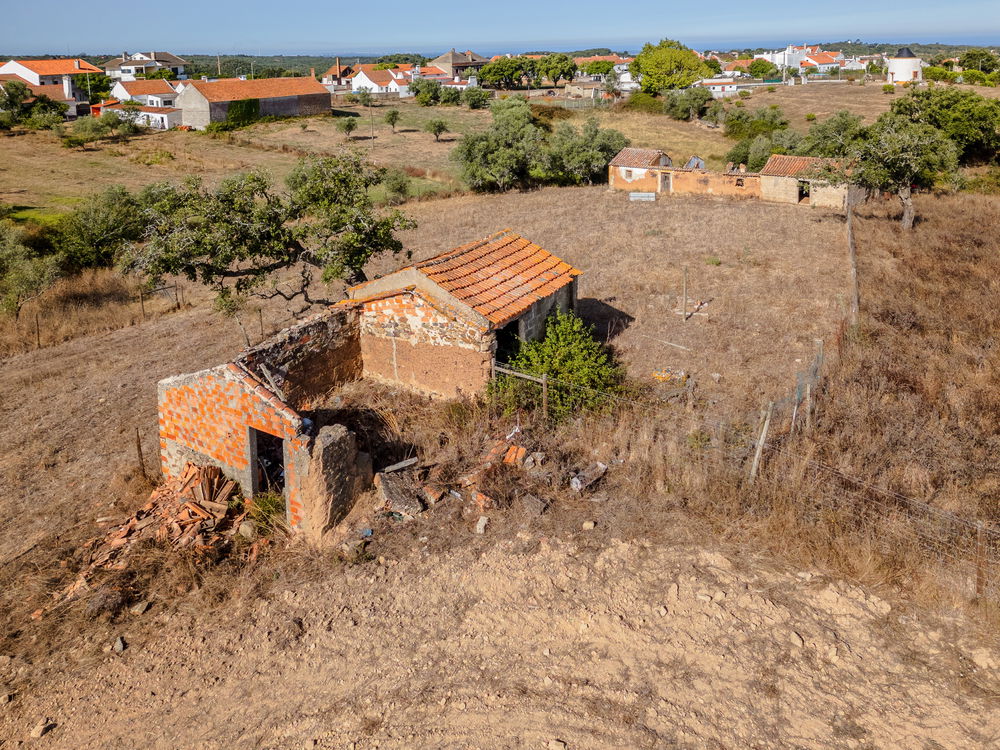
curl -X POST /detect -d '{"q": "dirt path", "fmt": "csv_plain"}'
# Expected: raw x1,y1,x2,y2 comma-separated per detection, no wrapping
2,537,996,748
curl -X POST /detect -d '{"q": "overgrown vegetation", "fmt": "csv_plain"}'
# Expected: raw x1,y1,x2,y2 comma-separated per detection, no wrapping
491,310,625,419
453,98,628,191
0,79,68,131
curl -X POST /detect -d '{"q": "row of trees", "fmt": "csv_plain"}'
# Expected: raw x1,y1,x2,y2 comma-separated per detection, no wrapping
452,98,628,191
478,53,578,89
407,79,492,108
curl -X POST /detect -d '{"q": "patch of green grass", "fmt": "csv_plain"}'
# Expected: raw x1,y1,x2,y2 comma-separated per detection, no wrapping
7,206,65,226
706,255,722,266
249,491,286,534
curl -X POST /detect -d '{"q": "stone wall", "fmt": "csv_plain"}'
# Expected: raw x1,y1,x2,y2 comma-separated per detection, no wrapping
357,291,493,398
517,281,576,341
670,170,762,199
760,175,801,204
236,307,361,410
157,364,312,528
810,182,849,210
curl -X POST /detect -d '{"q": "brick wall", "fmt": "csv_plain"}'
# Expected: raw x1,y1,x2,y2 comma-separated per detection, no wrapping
357,291,493,398
158,364,312,528
237,307,361,410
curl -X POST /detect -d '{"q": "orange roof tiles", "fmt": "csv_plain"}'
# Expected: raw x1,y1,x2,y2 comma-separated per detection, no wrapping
184,76,328,103
725,59,754,70
609,147,666,168
413,230,581,327
760,154,832,177
118,79,176,95
13,58,101,75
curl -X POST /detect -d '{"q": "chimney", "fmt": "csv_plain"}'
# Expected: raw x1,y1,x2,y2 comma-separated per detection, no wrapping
74,59,80,70
310,67,315,79
336,56,341,71
62,74,73,101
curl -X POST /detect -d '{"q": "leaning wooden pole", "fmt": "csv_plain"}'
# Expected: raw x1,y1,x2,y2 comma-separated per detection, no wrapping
847,206,860,325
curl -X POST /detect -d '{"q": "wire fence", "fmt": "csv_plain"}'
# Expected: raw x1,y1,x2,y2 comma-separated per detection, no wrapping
491,356,1000,611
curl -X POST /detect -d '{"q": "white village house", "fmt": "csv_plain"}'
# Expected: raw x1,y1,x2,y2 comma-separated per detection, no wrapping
0,58,102,116
102,52,189,81
110,79,179,108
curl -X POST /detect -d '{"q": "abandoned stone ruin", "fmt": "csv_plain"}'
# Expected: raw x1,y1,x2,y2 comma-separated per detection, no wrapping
608,147,864,209
157,229,581,539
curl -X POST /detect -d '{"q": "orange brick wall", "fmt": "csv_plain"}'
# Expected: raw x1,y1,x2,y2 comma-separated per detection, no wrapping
670,170,762,198
158,364,311,528
358,292,493,398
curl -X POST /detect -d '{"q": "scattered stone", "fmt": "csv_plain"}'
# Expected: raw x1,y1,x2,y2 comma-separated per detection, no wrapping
380,457,418,474
711,590,726,602
30,718,55,739
543,676,553,686
581,521,596,531
421,484,447,507
520,494,547,517
657,606,668,617
238,521,257,540
548,740,567,750
129,601,151,615
523,452,546,470
666,582,679,601
696,593,712,603
471,491,495,512
570,462,608,492
475,516,489,534
790,631,804,649
587,493,608,504
112,636,127,653
0,691,12,705
374,472,424,518
971,649,997,670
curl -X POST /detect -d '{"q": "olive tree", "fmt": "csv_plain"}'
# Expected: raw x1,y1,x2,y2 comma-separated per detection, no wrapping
124,155,414,311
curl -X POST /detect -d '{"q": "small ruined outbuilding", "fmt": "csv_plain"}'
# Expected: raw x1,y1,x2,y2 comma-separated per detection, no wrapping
157,230,580,536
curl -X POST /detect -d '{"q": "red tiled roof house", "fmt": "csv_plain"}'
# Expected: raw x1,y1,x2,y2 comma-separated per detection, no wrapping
174,76,331,129
607,148,673,193
158,230,580,535
342,230,582,395
759,154,850,208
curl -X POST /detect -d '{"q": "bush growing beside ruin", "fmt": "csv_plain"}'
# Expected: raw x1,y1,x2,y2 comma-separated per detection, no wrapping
492,310,624,419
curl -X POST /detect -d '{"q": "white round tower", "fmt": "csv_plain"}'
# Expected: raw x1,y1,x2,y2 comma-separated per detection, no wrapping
887,47,922,84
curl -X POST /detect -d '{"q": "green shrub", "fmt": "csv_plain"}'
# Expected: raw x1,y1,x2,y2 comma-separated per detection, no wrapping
767,85,776,92
805,113,817,121
439,87,461,105
882,84,896,94
738,89,751,99
383,169,410,204
249,491,286,534
462,86,491,109
705,255,721,266
491,310,625,419
343,93,359,104
623,92,662,114
226,98,260,127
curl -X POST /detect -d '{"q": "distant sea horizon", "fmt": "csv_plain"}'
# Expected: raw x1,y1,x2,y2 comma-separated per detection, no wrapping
5,34,999,58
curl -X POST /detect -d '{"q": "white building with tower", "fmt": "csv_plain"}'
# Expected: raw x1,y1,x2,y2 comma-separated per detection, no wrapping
887,47,923,84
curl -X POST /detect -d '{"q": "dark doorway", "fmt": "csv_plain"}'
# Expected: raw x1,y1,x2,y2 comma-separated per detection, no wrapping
495,320,521,364
797,180,811,204
252,428,286,494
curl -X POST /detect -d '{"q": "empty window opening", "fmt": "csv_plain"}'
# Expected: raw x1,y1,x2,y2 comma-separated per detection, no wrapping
252,428,286,494
736,177,745,188
494,319,521,364
797,180,811,204
624,169,633,179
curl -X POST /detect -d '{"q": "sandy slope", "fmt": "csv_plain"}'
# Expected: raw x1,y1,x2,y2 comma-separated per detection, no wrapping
2,537,997,748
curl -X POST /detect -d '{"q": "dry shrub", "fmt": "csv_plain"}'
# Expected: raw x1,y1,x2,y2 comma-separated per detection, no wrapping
0,270,184,357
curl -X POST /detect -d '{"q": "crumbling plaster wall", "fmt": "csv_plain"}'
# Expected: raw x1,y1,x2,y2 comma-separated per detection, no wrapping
669,170,762,199
608,166,660,193
357,291,494,398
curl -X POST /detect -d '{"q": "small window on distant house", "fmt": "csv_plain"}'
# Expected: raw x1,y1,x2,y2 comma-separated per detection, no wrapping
625,169,633,179
736,177,745,187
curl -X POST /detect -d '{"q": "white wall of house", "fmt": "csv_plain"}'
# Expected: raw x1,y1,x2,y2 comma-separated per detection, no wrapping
0,61,41,85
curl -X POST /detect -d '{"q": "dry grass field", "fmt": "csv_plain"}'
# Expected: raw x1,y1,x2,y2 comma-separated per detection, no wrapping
750,80,1000,132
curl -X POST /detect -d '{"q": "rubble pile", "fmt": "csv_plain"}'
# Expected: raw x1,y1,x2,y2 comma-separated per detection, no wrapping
43,464,246,614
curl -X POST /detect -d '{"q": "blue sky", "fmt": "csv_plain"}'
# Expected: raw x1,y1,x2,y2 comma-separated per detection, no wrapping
2,0,998,55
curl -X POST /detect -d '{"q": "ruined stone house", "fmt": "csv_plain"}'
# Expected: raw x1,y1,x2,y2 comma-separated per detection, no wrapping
157,230,580,537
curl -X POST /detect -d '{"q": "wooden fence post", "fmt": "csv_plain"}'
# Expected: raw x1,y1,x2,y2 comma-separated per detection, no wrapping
847,207,860,326
172,283,179,308
258,309,264,339
749,401,774,484
805,383,812,432
682,266,688,322
541,373,549,421
139,289,146,321
34,312,41,350
976,523,987,600
135,426,148,483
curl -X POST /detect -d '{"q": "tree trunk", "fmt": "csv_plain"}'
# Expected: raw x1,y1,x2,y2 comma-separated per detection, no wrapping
899,185,915,230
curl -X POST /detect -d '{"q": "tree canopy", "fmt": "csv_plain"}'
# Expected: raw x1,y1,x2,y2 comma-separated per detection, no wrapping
629,39,711,92
479,57,537,88
748,58,779,79
582,60,615,76
537,53,577,86
889,87,1000,163
124,154,414,309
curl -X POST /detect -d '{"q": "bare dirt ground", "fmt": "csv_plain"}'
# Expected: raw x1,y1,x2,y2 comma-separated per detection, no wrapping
1,535,998,748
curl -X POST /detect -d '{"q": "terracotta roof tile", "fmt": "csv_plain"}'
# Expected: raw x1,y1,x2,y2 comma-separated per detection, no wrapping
414,230,581,327
184,76,328,103
118,79,176,95
12,58,101,75
609,147,667,168
760,154,833,177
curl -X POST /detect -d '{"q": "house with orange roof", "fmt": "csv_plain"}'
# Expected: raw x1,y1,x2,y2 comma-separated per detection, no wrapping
0,58,102,116
174,76,330,129
157,229,581,536
110,78,179,108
